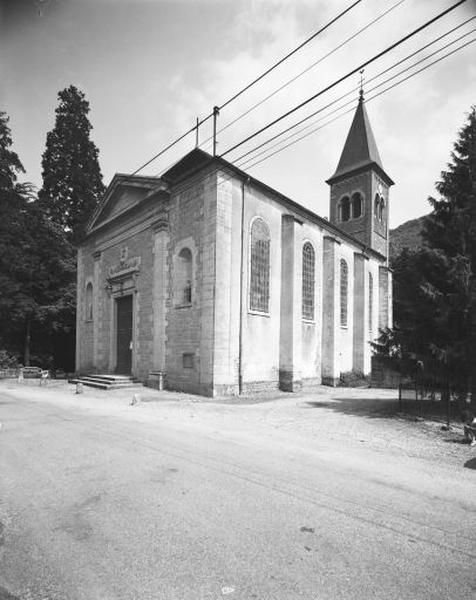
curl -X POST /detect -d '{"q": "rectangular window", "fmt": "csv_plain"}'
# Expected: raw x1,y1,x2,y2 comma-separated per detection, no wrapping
182,353,194,369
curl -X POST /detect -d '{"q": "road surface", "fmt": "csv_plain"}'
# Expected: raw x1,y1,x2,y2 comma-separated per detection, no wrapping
0,383,475,599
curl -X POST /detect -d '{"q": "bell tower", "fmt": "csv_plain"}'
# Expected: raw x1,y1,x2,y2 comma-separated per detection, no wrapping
326,92,394,260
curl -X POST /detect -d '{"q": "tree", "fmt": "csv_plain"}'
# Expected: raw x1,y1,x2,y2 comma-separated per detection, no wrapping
375,107,476,402
0,110,76,368
38,85,105,245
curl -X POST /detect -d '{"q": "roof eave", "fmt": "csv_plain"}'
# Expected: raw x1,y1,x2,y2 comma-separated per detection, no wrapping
326,161,394,187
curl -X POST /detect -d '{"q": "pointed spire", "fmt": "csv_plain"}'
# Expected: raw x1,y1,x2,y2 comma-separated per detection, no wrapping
326,92,393,186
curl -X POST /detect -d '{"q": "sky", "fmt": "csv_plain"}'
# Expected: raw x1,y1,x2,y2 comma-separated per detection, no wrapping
1,0,475,227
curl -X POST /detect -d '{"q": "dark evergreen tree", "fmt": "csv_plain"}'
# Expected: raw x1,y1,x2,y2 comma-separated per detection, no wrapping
0,111,76,368
38,85,105,245
375,107,476,402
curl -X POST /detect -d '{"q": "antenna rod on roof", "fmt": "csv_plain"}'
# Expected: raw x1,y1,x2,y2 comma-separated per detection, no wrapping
213,106,220,156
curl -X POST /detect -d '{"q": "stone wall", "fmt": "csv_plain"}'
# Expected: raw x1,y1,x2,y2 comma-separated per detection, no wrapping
164,170,216,395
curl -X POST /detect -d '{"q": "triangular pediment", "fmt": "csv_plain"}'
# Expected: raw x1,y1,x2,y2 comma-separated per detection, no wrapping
87,174,169,234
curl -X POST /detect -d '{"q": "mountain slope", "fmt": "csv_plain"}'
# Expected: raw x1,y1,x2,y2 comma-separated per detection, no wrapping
389,215,428,262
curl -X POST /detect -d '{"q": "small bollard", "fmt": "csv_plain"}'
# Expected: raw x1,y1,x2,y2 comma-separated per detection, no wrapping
18,370,24,382
76,382,83,394
130,393,141,406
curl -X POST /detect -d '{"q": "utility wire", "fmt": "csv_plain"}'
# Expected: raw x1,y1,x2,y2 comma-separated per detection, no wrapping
200,0,407,149
129,0,365,178
162,26,475,200
218,0,364,111
241,36,476,172
152,30,475,219
156,14,474,182
220,0,467,159
234,19,476,166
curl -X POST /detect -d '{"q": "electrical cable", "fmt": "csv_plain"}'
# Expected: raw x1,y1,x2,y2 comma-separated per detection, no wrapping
199,0,407,149
234,20,476,167
218,0,365,112
129,0,365,178
155,13,474,187
156,28,475,202
219,0,467,159
241,35,476,172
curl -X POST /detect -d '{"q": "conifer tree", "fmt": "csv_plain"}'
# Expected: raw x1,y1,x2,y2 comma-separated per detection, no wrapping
375,107,476,402
38,85,105,244
423,106,476,399
0,111,76,367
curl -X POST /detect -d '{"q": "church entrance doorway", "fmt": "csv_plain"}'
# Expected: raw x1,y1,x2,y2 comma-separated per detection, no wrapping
116,295,133,374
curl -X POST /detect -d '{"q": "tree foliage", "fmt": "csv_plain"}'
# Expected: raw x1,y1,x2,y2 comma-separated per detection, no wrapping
0,110,76,368
38,85,105,245
375,107,476,397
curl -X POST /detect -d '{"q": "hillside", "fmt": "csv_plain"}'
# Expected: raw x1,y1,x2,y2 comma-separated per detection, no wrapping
389,215,429,263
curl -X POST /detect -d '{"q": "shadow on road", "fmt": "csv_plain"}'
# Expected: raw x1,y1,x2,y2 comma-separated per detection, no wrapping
301,397,401,419
464,457,476,470
0,585,20,600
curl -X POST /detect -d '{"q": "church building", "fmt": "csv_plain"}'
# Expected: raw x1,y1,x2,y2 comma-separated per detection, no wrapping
76,95,393,396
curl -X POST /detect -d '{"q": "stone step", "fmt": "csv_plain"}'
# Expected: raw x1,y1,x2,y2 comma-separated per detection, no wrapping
70,374,143,391
82,374,136,383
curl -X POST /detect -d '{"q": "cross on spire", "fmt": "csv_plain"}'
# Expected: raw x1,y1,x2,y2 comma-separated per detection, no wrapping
359,69,365,100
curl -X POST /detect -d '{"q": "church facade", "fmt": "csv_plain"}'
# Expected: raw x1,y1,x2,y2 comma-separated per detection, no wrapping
76,96,393,396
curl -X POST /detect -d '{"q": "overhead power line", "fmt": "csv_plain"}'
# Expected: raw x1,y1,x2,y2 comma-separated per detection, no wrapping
218,0,365,112
200,0,407,150
220,0,467,159
129,0,365,178
234,18,476,166
157,29,475,202
241,36,476,172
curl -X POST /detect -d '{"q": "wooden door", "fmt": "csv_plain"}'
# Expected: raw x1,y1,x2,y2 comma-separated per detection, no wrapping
116,295,133,374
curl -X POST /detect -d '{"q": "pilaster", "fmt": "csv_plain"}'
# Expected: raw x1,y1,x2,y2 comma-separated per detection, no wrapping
279,214,303,391
75,248,83,374
321,235,340,386
152,217,169,372
352,252,367,373
93,250,101,369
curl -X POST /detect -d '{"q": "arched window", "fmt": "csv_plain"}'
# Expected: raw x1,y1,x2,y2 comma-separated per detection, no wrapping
85,282,93,321
340,259,348,328
368,272,373,335
374,194,380,219
177,247,192,305
250,218,270,313
302,242,315,321
352,192,363,219
379,198,385,222
340,196,350,222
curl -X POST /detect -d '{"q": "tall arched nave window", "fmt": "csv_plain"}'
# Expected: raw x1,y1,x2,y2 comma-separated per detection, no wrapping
340,259,348,328
85,282,93,321
250,218,270,313
302,242,315,321
368,272,373,335
177,247,193,305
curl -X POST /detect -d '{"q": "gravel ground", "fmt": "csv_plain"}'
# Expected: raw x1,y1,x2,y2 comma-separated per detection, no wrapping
2,379,473,469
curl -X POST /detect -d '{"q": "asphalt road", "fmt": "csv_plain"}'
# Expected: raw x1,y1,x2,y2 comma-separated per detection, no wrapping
0,387,475,600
